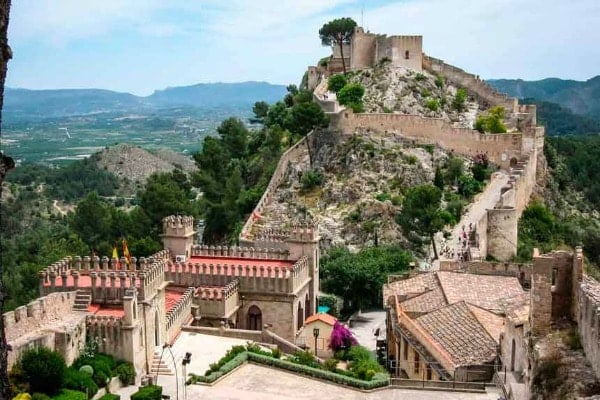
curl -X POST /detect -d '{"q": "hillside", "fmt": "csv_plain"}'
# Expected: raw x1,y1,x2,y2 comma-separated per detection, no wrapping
525,98,600,135
94,143,197,193
3,81,287,119
487,76,600,118
346,63,479,129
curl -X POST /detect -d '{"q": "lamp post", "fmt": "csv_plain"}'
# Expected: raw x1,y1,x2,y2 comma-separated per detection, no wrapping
313,328,320,358
163,343,179,400
182,352,192,400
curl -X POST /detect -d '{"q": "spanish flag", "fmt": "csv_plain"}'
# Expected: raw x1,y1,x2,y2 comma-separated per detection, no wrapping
112,245,121,269
122,238,132,267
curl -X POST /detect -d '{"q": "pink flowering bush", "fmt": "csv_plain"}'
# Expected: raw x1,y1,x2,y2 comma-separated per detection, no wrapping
329,321,357,352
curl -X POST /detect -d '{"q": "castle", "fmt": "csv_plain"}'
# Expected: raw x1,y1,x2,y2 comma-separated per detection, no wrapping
3,26,599,399
4,215,319,377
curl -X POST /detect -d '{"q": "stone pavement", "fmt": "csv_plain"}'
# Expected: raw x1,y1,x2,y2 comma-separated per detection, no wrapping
348,309,387,351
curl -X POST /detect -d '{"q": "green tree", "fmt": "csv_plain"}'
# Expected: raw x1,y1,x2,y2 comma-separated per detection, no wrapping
474,106,508,133
445,157,464,184
434,165,445,190
217,117,249,160
452,88,467,112
19,347,66,395
290,102,329,136
69,192,113,252
318,18,357,74
396,185,449,259
252,101,269,122
320,246,412,309
327,74,348,94
337,83,365,110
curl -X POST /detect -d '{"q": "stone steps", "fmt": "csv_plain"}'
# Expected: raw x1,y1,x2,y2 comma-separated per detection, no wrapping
73,289,91,311
150,345,187,376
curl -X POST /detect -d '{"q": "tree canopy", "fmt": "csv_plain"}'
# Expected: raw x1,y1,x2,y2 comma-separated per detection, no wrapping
319,18,357,74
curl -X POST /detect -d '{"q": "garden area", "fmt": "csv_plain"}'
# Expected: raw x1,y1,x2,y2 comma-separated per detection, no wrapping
9,347,135,400
188,322,389,390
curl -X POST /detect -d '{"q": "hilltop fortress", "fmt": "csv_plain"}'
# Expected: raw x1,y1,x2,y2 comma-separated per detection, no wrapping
3,27,599,398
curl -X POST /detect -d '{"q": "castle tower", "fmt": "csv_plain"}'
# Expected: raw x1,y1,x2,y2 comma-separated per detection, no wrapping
286,225,320,316
161,215,196,260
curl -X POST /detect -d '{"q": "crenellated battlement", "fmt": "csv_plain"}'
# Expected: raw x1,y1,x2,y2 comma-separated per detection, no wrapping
194,280,240,319
163,215,194,231
86,314,125,355
165,287,194,340
191,245,289,260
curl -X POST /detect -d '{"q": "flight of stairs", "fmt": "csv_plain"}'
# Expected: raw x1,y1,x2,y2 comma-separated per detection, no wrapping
73,289,92,311
150,345,186,376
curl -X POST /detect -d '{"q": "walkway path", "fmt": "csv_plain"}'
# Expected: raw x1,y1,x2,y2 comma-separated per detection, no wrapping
348,310,386,351
434,171,510,269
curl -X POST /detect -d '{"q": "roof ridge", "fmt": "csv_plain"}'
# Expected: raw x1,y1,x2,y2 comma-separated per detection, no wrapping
434,271,449,304
463,303,497,344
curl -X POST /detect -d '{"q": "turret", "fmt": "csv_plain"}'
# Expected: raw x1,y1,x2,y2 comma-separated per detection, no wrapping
161,215,196,260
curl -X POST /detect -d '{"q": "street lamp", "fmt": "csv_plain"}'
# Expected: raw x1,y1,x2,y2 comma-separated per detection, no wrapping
182,352,192,400
313,328,320,358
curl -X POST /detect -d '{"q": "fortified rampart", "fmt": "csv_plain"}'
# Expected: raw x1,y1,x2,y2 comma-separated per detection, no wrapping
439,260,531,288
165,287,194,342
3,291,87,369
165,255,311,295
195,280,240,319
579,276,600,379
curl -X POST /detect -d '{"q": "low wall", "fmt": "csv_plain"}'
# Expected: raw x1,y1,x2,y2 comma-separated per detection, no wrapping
192,245,289,260
439,260,531,286
578,276,600,379
331,111,522,169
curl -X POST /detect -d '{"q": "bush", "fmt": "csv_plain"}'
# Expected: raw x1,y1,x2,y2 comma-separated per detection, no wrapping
51,390,86,400
189,352,248,384
204,345,247,376
301,169,324,190
375,192,391,202
20,347,66,395
435,75,445,88
445,200,465,223
130,385,162,400
338,84,365,107
271,348,282,359
346,346,385,381
347,102,364,113
62,368,99,398
323,358,339,372
115,363,135,386
415,73,426,81
425,99,439,112
98,395,120,400
452,88,467,112
458,175,482,198
31,394,50,400
474,106,507,133
327,74,348,94
290,350,319,368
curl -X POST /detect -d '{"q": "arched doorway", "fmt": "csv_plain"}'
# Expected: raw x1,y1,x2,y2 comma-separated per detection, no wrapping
247,305,262,331
297,302,304,330
510,339,516,371
510,157,519,168
305,294,311,320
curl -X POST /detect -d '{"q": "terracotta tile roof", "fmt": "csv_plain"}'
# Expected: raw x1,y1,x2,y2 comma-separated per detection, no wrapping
383,273,439,304
401,287,448,315
305,313,337,326
499,293,530,324
415,301,497,366
467,304,505,343
436,272,524,313
88,304,125,318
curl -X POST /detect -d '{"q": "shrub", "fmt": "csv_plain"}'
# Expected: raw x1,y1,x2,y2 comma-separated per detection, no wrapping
115,363,135,386
130,385,162,400
452,88,467,112
415,73,426,81
420,88,431,97
323,358,338,372
290,350,319,368
73,353,115,387
20,347,66,395
375,192,391,202
391,195,403,206
51,390,86,400
338,84,365,107
327,74,347,94
458,175,482,198
347,102,364,113
329,322,358,353
301,169,324,190
78,365,93,376
98,395,120,400
346,346,385,381
205,345,247,376
446,200,465,222
271,348,282,359
425,99,439,112
31,394,50,400
189,352,248,384
474,106,507,133
63,368,98,398
434,75,445,88
445,157,464,183
405,155,418,165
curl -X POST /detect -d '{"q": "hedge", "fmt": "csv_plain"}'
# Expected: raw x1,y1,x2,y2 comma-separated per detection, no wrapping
247,352,389,390
130,385,162,400
97,394,120,400
51,390,86,400
188,352,248,384
187,351,389,390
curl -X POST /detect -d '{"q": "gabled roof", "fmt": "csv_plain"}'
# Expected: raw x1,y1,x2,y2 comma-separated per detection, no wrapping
415,301,497,367
305,313,337,326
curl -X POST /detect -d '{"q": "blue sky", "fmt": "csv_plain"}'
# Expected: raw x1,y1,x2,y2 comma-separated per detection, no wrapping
7,0,600,96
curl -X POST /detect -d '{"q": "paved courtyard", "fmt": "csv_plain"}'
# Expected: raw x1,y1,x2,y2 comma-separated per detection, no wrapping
348,309,387,351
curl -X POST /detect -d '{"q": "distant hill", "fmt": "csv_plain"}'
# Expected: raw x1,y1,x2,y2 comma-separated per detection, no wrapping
147,81,287,107
524,98,600,136
4,81,287,119
487,76,600,118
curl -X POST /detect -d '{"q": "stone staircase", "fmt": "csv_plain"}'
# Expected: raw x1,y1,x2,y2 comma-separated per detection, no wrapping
73,288,92,311
150,345,186,377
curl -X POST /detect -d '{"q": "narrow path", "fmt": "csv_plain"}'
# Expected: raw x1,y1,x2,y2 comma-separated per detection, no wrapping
53,199,67,216
433,171,510,268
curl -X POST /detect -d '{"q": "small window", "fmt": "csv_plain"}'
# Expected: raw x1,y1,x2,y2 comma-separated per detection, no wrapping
405,50,410,59
403,338,409,360
414,352,420,374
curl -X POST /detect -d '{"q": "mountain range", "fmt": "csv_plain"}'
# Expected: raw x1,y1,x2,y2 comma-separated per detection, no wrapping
487,76,600,118
3,81,287,119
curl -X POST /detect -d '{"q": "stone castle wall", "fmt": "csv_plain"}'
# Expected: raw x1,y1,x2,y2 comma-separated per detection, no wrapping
331,110,523,168
579,276,600,379
439,260,531,286
165,287,194,343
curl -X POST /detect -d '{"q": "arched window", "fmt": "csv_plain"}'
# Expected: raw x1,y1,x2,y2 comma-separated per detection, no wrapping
247,305,262,331
297,302,304,330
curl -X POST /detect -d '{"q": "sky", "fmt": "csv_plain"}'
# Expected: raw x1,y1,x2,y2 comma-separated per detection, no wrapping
7,0,600,96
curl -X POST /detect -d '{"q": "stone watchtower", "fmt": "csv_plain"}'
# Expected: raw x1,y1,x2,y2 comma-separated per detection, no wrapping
161,215,196,260
285,226,320,315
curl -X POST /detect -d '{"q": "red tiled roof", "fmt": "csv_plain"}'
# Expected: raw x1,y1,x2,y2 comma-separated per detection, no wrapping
88,304,125,318
305,313,337,326
165,290,184,313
